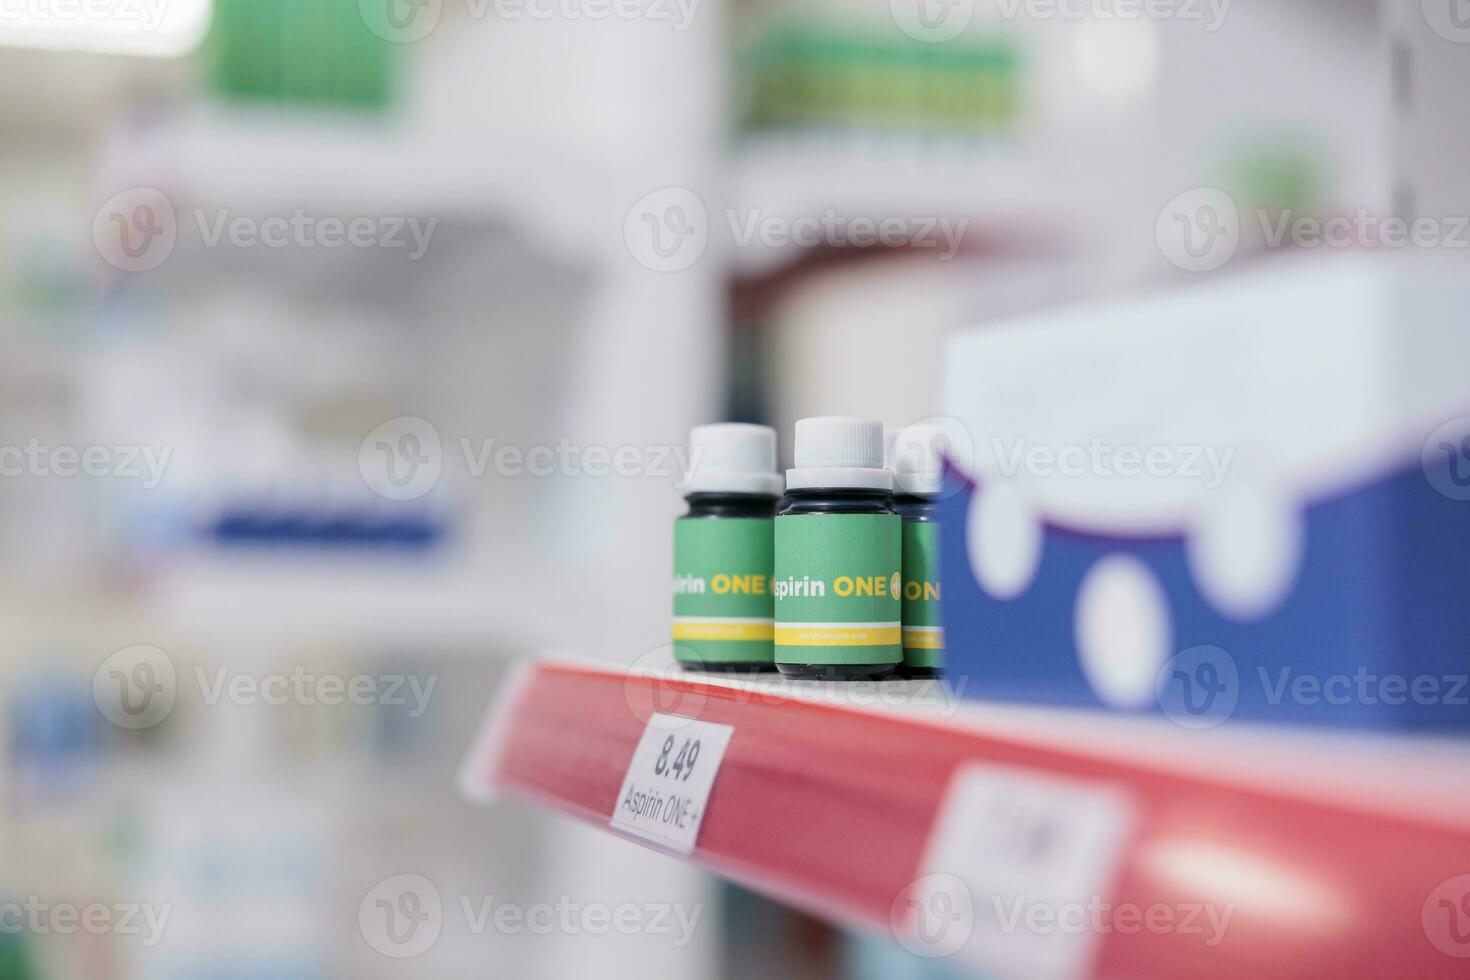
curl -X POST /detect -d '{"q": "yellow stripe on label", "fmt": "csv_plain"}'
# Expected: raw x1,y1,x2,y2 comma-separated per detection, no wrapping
674,620,775,642
774,624,902,647
902,627,946,650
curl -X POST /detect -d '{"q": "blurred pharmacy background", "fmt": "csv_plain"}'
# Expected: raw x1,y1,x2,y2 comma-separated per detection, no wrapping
0,0,1465,978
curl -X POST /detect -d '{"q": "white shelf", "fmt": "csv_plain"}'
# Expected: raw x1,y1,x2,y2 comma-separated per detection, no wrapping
729,139,1077,273
147,557,547,649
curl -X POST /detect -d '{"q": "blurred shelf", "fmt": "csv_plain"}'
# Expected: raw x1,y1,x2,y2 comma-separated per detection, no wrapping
97,105,610,261
148,558,546,649
103,105,488,213
464,655,1470,980
729,140,1075,273
98,113,1076,277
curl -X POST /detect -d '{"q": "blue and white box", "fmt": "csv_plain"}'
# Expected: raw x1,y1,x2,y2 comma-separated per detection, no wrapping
939,252,1470,731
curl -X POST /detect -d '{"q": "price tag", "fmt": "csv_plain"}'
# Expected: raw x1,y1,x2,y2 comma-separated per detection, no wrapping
910,764,1136,980
610,714,735,854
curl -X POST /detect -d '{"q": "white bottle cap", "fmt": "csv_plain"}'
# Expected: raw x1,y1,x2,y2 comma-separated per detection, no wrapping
892,421,945,496
685,424,784,497
787,416,892,491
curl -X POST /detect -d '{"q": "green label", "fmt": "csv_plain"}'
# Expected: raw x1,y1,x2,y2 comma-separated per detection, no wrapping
901,520,944,670
774,513,901,666
673,517,774,664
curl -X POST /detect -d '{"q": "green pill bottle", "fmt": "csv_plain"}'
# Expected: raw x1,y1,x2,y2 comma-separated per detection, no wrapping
891,424,946,678
775,417,901,680
673,424,783,673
